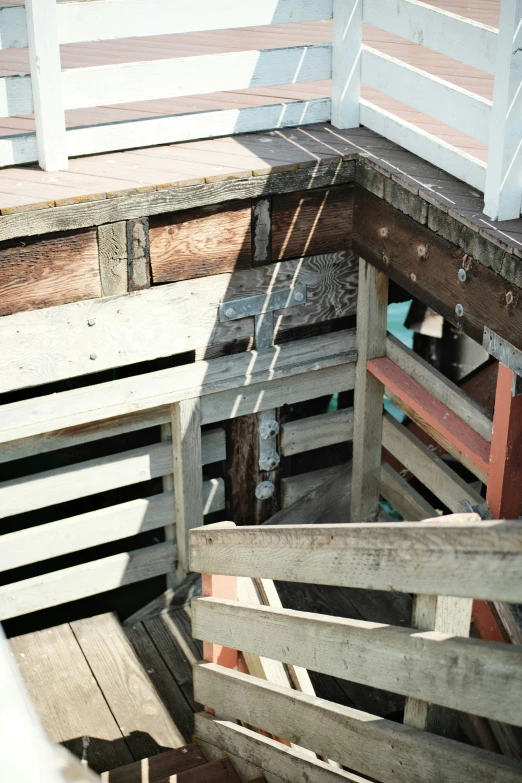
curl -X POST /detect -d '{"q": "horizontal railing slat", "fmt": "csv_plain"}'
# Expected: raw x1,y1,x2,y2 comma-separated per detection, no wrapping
379,462,437,521
192,598,522,726
0,541,175,621
55,0,333,45
362,46,491,144
386,334,492,442
0,428,224,518
194,663,522,783
0,331,355,445
189,519,522,602
360,100,487,192
280,408,354,456
0,479,224,573
0,5,27,49
62,45,332,111
363,0,498,75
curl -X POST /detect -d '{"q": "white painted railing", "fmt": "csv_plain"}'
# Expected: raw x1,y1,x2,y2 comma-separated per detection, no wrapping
0,0,520,219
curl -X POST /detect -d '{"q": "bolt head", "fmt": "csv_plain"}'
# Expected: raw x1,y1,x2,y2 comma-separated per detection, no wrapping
90,353,98,360
458,268,467,282
255,481,275,500
379,227,389,238
410,272,417,283
87,318,96,327
293,290,304,303
225,307,236,319
455,304,464,317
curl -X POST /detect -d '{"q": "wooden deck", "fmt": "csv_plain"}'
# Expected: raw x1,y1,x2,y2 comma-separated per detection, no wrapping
9,605,202,774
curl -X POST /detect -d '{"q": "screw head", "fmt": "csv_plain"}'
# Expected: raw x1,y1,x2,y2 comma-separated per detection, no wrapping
255,481,275,500
455,304,464,318
90,353,98,360
293,290,305,303
225,307,236,319
458,268,467,282
379,227,389,238
261,419,280,439
87,318,96,327
417,244,428,259
410,272,417,283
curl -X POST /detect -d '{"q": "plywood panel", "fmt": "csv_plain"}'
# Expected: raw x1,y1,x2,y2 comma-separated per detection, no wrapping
150,201,251,283
272,186,353,260
0,229,100,316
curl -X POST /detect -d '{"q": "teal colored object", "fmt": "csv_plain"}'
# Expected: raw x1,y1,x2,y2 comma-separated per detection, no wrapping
385,302,413,422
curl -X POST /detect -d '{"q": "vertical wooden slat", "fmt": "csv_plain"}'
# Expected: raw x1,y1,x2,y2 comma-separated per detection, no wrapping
172,398,203,577
252,197,272,266
331,0,362,128
350,259,388,521
404,593,472,737
201,523,238,671
127,217,151,291
25,0,68,170
97,222,128,296
487,362,522,519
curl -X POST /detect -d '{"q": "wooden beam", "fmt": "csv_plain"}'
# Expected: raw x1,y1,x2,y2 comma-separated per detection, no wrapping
172,398,203,577
379,462,437,521
368,357,490,482
189,519,522,603
280,409,354,456
127,217,150,291
351,259,388,521
192,598,522,725
97,222,128,296
487,363,522,519
194,663,522,783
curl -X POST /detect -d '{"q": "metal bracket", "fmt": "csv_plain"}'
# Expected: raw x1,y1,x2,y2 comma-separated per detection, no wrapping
483,327,522,395
219,284,307,323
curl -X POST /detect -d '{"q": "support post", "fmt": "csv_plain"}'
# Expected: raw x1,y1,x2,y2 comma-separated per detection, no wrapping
25,0,68,171
350,259,388,521
486,362,522,518
171,397,204,579
484,0,522,220
331,0,363,128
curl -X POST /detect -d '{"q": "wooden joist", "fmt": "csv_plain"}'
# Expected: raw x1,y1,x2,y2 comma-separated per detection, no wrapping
368,357,490,483
194,663,522,783
192,597,522,725
189,519,522,603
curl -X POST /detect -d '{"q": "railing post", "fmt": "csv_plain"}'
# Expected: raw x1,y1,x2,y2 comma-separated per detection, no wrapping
484,0,522,220
25,0,68,170
331,0,363,128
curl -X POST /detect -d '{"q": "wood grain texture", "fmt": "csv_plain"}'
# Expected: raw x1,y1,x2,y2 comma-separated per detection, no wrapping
97,221,128,296
150,201,251,283
252,197,271,266
354,187,522,352
0,229,100,316
280,408,354,456
10,623,133,773
172,398,203,575
192,598,522,725
272,186,353,261
127,217,150,291
101,745,208,783
194,663,522,783
71,613,186,757
379,462,437,521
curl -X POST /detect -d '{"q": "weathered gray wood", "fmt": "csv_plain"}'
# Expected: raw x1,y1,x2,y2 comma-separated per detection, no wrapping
382,413,484,512
280,408,354,456
190,518,522,603
10,624,133,773
0,160,356,242
0,330,355,445
379,462,437,520
281,464,346,508
386,334,492,442
351,259,388,521
265,465,352,526
71,613,185,756
192,598,522,726
194,663,522,783
194,713,366,783
252,197,272,266
97,221,128,296
0,542,175,620
172,398,204,576
127,217,150,291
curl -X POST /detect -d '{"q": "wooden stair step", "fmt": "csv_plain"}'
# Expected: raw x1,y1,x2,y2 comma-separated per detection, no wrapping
101,744,207,782
156,757,243,783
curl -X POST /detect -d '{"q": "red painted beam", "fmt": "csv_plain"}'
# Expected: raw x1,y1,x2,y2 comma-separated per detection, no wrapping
487,363,522,519
367,357,491,480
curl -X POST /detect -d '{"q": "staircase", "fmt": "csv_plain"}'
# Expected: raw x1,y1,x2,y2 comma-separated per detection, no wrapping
101,744,263,783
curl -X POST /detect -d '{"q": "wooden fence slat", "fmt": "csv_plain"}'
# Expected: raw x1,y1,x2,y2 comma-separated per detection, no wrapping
331,0,362,129
281,464,345,508
192,598,522,725
189,519,522,603
0,542,176,621
280,409,354,456
194,663,522,783
379,462,437,521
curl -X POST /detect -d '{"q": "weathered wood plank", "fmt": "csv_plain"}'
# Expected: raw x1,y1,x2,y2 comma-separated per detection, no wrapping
10,624,132,773
353,187,522,352
0,542,175,621
192,598,522,725
0,229,100,316
150,202,251,283
0,254,357,393
281,464,346,508
101,745,207,783
379,462,437,521
280,408,354,456
127,217,150,291
487,363,522,519
189,519,522,603
194,663,522,783
386,334,492,442
194,713,365,783
272,186,353,260
382,413,484,512
71,613,185,756
252,197,271,266
0,160,355,242
0,330,355,445
97,222,128,296
351,259,388,521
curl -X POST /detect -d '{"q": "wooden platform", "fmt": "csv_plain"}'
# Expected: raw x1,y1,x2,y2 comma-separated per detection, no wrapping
9,607,203,774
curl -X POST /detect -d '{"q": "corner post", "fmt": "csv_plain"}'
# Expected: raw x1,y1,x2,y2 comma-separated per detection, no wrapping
331,0,363,128
484,0,522,220
25,0,68,170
